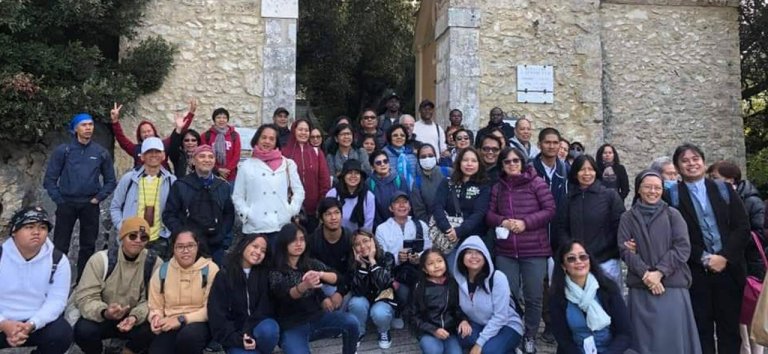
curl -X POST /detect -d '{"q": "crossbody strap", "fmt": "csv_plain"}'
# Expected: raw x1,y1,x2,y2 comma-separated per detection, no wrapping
751,231,768,271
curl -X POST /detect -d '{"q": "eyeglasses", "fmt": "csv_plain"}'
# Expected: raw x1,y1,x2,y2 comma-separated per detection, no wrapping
310,135,323,139
174,243,198,252
362,115,377,120
482,146,500,154
374,159,389,166
127,232,150,242
503,158,521,165
391,133,406,138
183,139,198,143
565,254,590,264
640,185,663,192
455,136,469,141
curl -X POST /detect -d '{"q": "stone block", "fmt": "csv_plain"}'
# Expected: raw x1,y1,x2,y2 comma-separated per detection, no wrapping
262,0,298,19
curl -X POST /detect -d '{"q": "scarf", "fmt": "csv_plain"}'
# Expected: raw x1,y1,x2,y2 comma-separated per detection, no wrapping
565,273,612,332
636,201,663,226
213,126,229,166
252,146,283,171
337,181,367,228
387,145,411,186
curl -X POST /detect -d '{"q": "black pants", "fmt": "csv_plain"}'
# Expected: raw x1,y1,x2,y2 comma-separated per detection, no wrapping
74,317,154,354
690,268,743,354
0,316,72,354
148,322,210,354
148,237,170,261
53,201,100,281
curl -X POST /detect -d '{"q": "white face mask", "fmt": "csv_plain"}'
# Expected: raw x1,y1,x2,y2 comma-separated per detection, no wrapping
419,157,437,170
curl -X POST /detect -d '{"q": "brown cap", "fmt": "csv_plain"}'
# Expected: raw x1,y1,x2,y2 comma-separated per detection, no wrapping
119,217,150,240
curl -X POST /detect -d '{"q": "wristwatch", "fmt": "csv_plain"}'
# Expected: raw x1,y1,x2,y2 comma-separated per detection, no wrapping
177,315,187,327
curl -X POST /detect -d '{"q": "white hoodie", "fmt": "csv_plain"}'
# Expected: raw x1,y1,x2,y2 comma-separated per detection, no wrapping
0,237,71,328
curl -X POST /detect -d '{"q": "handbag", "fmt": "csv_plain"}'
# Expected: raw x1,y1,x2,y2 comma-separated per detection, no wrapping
751,272,768,346
428,184,463,254
741,231,768,325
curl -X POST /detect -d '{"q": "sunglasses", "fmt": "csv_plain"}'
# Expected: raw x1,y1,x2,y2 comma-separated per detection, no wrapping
374,159,389,166
482,146,500,153
565,254,590,264
310,135,323,139
391,133,406,138
455,136,469,141
183,138,198,143
503,158,521,165
127,232,150,242
362,115,377,120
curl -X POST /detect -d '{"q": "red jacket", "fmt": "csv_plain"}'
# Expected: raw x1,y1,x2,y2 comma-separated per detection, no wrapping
486,165,556,258
200,125,241,182
282,121,331,216
112,112,194,168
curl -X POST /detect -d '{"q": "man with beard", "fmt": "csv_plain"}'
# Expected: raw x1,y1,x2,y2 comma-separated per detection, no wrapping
475,107,515,148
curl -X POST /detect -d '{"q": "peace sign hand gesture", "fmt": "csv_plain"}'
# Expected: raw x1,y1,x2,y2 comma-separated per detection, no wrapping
110,103,123,123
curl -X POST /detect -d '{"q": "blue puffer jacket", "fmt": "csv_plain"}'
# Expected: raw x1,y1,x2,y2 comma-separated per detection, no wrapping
44,139,117,204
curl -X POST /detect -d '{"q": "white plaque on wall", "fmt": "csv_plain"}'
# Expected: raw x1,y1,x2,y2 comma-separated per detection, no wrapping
516,65,554,104
262,0,298,19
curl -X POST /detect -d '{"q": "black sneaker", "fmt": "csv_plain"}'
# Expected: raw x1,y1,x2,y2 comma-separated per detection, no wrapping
377,331,392,349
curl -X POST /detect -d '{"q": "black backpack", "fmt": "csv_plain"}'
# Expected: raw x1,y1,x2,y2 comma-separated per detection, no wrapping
185,184,223,237
102,248,157,294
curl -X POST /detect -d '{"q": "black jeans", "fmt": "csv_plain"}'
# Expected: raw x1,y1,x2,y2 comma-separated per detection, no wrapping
0,316,72,354
148,237,170,261
53,201,100,281
690,268,744,354
148,322,210,354
74,317,154,354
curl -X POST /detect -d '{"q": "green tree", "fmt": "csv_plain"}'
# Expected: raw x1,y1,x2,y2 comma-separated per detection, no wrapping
0,0,175,143
297,0,416,129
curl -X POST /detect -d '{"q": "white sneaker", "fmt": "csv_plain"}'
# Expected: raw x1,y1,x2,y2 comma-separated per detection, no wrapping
378,331,392,349
391,317,405,329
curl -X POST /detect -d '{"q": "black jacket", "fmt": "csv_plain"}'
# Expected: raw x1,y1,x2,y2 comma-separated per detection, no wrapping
549,283,631,354
663,179,750,285
475,122,515,148
168,130,190,178
162,173,235,248
597,163,629,201
555,182,625,262
348,252,395,302
208,267,274,349
408,277,467,337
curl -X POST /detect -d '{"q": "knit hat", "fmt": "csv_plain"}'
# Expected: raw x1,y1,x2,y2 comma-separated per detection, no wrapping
10,206,52,236
339,159,368,181
119,217,150,240
192,144,214,157
69,113,93,134
141,137,164,154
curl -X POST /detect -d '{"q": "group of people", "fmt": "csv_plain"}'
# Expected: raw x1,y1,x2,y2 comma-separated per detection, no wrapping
1,93,765,354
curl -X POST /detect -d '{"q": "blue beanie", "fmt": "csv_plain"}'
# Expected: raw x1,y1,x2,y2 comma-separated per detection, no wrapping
69,113,93,133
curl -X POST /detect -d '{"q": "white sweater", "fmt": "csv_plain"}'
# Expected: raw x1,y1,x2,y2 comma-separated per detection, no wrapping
233,157,305,233
0,238,71,328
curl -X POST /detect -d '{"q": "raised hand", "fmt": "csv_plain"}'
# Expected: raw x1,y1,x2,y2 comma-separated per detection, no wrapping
110,102,123,123
188,98,197,114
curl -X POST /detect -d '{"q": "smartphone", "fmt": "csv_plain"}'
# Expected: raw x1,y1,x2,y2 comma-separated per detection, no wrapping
403,239,424,253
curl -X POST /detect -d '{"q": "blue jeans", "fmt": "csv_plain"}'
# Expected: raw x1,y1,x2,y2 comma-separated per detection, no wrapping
280,311,360,354
419,334,462,354
458,322,522,353
226,318,280,354
346,296,395,334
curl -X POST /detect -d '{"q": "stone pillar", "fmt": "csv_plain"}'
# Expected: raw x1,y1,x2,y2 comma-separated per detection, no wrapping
261,0,297,123
435,5,482,130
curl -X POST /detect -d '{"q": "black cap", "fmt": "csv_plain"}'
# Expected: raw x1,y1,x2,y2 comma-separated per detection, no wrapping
385,91,401,101
273,107,289,116
419,99,435,109
390,191,410,205
340,159,368,181
10,206,52,235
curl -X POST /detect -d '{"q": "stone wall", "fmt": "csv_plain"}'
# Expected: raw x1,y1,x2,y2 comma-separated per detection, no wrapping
118,0,270,172
475,0,605,148
601,2,743,175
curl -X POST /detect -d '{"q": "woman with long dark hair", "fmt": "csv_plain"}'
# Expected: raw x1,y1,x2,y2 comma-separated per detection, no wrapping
326,123,372,183
148,228,220,354
549,240,631,354
208,234,279,354
268,223,360,354
595,144,630,201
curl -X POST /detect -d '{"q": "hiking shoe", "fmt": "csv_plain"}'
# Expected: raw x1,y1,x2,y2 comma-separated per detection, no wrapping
378,331,392,349
522,336,537,354
539,328,556,344
391,317,405,329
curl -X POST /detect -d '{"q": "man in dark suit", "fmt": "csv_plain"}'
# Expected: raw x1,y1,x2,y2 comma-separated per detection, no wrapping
665,143,749,354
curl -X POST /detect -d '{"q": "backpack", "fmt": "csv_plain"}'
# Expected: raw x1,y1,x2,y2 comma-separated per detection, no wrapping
185,184,223,237
100,248,157,294
488,270,525,318
0,246,63,284
668,180,730,209
158,261,209,294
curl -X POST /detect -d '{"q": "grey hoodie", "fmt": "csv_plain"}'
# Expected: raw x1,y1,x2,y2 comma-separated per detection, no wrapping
452,236,523,347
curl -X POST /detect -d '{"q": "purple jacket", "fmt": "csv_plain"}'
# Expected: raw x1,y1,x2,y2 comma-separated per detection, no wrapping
486,166,556,258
